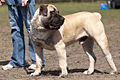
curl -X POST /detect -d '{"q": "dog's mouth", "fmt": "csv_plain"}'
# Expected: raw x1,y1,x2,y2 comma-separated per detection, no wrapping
48,16,65,30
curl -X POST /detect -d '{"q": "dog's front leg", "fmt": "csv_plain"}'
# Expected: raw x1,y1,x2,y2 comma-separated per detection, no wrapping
30,46,43,76
55,40,68,78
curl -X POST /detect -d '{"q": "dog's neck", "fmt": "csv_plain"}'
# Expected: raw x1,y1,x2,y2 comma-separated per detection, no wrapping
31,8,46,30
31,15,48,32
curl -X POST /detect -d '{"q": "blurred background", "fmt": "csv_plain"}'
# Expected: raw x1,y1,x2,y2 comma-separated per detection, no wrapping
35,0,98,3
35,0,120,9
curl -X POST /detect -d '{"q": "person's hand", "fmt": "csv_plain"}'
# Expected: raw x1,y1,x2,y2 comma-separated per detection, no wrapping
0,0,6,6
22,0,28,6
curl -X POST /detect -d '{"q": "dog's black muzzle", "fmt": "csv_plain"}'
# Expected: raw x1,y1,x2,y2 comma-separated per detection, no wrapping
48,14,65,30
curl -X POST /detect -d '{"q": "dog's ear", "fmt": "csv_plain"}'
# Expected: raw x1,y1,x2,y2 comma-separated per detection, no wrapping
39,4,48,16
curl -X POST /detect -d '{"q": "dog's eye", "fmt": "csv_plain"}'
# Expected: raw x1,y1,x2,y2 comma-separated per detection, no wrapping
50,11,55,14
50,11,59,15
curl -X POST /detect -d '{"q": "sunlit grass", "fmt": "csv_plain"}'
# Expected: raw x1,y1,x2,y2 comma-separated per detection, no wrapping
0,6,9,27
36,2,101,15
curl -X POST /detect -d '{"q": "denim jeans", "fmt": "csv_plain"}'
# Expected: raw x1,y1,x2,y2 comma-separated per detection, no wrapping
7,0,44,67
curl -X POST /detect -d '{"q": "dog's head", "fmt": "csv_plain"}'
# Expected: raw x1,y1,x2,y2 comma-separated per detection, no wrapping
39,4,65,30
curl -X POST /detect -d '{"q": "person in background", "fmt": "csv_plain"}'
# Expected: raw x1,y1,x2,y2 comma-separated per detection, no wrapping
0,0,45,70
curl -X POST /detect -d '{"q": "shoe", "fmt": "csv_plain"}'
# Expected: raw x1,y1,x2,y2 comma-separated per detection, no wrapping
2,64,13,70
28,64,36,70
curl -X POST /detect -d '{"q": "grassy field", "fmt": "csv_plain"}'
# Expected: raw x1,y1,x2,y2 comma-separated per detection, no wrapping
0,2,120,26
0,2,120,80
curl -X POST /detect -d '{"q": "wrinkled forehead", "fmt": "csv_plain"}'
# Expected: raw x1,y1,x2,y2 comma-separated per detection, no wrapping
47,5,58,12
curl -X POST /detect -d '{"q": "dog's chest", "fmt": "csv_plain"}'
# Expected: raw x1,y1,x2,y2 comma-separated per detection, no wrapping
31,29,56,50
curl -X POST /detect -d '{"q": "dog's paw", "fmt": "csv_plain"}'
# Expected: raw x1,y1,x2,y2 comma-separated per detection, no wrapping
110,70,118,75
59,73,68,78
30,71,41,76
30,72,39,76
83,70,93,75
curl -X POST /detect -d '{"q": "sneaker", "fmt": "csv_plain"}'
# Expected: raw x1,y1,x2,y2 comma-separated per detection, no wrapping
28,64,36,70
2,64,13,70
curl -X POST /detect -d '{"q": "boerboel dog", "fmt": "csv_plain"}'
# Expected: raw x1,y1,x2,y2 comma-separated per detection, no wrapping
30,4,117,77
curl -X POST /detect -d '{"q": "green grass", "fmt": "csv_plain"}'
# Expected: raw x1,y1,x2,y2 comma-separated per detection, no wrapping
36,2,101,15
0,6,9,27
0,2,120,27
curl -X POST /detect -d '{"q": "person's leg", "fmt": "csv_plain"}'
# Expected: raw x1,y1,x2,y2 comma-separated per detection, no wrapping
20,4,36,65
2,6,25,70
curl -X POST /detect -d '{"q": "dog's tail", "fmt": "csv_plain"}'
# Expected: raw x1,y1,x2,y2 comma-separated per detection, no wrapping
93,12,102,20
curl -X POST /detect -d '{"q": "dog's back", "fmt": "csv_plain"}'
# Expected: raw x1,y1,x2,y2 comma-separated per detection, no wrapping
61,12,102,44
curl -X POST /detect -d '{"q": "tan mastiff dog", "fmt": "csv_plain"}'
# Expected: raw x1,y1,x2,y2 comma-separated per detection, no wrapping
30,4,117,77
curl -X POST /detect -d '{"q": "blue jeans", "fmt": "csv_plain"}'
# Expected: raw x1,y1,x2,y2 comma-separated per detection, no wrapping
7,1,44,67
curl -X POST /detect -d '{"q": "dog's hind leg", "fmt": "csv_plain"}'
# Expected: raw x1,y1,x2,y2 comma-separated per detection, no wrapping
81,37,96,74
93,32,117,74
55,40,68,78
84,20,117,74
